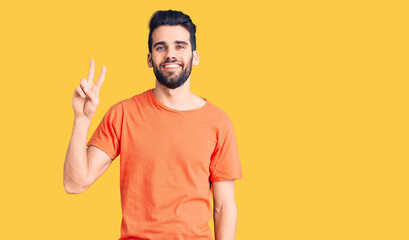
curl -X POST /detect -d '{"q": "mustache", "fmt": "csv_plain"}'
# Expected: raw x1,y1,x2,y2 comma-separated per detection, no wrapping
161,59,182,65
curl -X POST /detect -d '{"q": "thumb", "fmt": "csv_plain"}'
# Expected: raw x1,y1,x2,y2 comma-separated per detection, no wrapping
83,87,99,106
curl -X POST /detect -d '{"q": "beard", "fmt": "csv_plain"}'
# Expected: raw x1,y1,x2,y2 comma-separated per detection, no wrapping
152,55,193,89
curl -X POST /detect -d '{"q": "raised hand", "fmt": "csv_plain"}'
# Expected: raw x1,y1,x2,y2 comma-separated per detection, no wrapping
72,59,106,120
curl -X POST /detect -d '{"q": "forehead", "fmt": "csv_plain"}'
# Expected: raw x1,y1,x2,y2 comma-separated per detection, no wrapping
152,25,190,45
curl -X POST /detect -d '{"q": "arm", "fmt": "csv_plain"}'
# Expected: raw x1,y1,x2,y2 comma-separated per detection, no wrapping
63,59,110,194
212,180,238,240
63,117,112,194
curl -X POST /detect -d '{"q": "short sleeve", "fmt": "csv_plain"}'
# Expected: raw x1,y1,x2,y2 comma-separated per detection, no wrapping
209,116,242,182
87,102,123,160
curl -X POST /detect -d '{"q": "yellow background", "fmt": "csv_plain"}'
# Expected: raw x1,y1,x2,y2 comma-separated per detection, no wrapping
0,0,408,239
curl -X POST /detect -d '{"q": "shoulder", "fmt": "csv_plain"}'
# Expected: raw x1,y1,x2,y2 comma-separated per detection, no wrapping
107,89,151,112
205,101,235,127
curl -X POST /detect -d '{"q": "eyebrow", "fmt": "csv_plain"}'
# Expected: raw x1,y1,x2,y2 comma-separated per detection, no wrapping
153,40,189,48
175,41,188,45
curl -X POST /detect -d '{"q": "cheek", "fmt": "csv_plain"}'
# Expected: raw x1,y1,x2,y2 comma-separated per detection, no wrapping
151,59,160,68
151,54,160,64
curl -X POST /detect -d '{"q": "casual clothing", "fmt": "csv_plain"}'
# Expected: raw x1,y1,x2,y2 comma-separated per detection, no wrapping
87,89,242,240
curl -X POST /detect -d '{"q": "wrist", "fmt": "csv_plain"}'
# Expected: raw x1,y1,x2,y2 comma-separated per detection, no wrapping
74,115,92,126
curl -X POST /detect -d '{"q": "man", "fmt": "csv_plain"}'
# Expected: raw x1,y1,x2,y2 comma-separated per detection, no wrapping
64,10,242,240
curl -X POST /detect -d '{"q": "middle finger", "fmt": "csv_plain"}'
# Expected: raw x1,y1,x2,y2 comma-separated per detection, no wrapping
88,59,95,85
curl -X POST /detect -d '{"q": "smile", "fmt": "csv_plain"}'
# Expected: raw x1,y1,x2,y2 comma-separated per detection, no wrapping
162,63,182,69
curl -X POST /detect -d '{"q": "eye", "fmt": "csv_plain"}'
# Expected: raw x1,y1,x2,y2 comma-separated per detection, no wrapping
176,45,185,49
156,46,165,50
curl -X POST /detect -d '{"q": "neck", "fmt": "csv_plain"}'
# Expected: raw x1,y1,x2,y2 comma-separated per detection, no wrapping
153,77,193,110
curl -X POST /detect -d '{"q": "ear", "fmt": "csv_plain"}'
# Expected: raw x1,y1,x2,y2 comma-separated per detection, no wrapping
193,50,200,66
147,53,152,68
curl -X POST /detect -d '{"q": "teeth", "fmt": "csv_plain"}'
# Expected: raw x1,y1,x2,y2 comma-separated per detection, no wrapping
164,64,180,68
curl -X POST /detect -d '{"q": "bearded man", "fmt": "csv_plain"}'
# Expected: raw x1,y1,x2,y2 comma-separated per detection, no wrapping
64,10,242,240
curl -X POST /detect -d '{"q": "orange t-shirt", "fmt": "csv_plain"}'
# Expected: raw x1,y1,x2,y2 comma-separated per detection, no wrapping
87,89,242,240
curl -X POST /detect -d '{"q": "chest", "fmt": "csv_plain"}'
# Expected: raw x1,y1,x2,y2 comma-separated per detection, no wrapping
120,112,217,170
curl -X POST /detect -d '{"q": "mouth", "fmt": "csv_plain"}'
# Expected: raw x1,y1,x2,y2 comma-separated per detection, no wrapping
162,63,182,71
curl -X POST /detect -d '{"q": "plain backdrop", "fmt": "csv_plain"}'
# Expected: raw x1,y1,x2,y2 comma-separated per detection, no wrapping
0,0,408,239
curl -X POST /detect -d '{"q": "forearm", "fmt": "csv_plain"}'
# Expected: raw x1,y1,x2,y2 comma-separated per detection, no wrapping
213,203,238,240
63,116,91,193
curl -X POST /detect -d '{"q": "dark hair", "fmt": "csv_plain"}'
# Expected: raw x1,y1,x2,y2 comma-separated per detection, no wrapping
148,10,197,53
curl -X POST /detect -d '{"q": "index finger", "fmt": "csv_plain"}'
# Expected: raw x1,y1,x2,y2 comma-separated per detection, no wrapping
88,59,95,85
95,65,106,88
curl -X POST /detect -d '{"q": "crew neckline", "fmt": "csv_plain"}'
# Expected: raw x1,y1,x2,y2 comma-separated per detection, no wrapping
148,88,209,113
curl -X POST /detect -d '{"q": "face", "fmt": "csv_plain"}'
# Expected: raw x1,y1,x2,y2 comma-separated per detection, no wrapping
148,25,199,89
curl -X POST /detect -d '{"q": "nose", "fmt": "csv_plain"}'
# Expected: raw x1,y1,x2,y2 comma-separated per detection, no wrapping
165,47,177,60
